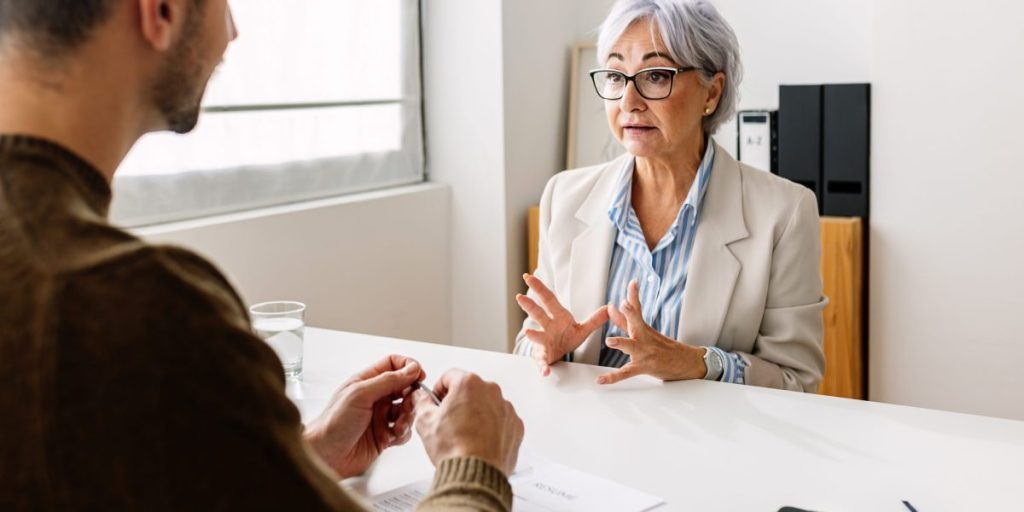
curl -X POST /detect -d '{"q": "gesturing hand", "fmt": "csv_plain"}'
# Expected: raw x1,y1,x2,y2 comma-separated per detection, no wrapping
304,355,425,478
516,273,609,376
596,280,707,385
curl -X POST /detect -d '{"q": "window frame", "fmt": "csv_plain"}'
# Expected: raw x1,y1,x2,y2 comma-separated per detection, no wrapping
110,0,425,228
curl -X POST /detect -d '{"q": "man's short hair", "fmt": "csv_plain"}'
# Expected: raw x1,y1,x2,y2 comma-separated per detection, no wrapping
0,0,118,54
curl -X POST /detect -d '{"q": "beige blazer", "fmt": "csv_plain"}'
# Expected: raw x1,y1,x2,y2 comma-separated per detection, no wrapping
514,142,826,392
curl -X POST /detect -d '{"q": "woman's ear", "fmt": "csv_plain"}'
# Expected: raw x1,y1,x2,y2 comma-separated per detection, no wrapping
137,0,183,52
705,71,726,114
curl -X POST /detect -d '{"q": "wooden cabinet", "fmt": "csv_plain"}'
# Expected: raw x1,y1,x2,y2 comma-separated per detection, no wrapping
528,206,541,275
818,217,865,399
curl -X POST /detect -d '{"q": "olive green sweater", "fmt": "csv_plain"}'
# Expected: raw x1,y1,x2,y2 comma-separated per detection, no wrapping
0,135,512,512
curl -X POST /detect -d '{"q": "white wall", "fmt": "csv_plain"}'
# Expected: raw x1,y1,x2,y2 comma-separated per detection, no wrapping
135,184,452,344
708,0,1024,420
710,0,874,156
421,0,510,352
424,0,616,351
500,0,618,347
870,0,1024,420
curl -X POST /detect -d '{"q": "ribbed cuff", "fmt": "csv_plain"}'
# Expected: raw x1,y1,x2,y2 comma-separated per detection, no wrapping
430,457,513,509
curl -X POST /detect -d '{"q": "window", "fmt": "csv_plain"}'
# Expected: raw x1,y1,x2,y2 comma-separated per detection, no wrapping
111,0,423,227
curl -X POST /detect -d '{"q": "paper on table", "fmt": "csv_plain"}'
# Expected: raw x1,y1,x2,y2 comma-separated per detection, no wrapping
370,480,429,512
369,451,665,512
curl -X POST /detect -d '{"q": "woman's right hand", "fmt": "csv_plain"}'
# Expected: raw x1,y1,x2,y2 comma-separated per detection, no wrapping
516,274,609,376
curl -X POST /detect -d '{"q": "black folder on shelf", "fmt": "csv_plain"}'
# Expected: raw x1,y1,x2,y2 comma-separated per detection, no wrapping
778,85,824,211
822,83,871,217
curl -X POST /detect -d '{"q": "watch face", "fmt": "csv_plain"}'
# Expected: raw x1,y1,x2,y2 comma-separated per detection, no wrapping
705,349,724,379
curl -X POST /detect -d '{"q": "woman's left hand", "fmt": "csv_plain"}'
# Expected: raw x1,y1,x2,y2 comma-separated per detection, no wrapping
596,280,707,385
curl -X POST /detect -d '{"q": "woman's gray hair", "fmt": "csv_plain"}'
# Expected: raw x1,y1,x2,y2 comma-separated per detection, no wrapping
596,0,743,134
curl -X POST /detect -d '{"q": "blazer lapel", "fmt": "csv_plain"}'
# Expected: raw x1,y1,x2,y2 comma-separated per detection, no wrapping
678,143,750,346
568,155,630,365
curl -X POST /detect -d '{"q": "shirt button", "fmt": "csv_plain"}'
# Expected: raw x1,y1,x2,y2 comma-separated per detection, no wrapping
647,275,655,283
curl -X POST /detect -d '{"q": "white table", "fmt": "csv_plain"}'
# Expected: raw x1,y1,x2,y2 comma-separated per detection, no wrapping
287,328,1024,511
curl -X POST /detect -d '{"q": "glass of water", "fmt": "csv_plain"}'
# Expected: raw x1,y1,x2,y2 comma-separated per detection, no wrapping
250,301,306,379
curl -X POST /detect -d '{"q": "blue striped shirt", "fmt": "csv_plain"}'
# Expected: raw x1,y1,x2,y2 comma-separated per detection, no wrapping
597,143,747,383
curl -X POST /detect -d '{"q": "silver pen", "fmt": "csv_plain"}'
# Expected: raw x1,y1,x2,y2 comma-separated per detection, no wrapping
415,382,442,405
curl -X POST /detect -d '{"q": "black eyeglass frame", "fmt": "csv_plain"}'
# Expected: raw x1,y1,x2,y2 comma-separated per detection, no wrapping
589,66,710,100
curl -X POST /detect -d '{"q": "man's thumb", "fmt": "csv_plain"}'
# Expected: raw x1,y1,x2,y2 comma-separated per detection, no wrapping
411,388,439,412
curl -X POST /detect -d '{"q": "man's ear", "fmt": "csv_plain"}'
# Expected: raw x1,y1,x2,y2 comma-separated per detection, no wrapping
137,0,184,52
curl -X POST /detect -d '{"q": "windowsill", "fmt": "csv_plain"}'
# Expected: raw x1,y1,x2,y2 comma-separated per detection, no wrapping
131,182,446,237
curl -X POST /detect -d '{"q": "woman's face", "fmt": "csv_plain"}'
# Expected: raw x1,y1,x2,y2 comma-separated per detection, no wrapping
603,19,721,161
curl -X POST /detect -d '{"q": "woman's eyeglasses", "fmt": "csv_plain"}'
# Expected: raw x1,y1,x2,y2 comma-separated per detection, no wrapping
589,66,708,100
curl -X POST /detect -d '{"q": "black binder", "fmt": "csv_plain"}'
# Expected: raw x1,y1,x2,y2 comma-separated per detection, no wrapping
777,85,824,211
822,83,871,217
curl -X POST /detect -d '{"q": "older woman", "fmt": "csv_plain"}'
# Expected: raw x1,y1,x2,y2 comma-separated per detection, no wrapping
513,0,826,392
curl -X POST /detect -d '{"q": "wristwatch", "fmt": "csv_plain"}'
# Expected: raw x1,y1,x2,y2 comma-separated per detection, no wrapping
702,347,724,381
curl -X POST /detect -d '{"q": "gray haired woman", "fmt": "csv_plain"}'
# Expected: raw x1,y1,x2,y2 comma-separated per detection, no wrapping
514,0,826,392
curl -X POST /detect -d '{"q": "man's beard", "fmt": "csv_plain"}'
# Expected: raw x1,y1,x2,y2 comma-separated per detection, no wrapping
150,13,208,134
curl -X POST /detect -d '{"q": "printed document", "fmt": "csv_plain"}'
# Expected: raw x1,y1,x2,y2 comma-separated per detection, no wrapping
370,452,664,512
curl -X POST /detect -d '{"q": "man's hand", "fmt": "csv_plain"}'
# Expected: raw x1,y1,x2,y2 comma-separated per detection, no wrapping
304,355,426,478
413,370,524,476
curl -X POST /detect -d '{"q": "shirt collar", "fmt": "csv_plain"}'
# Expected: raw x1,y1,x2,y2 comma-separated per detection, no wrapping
0,134,112,217
607,141,716,231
